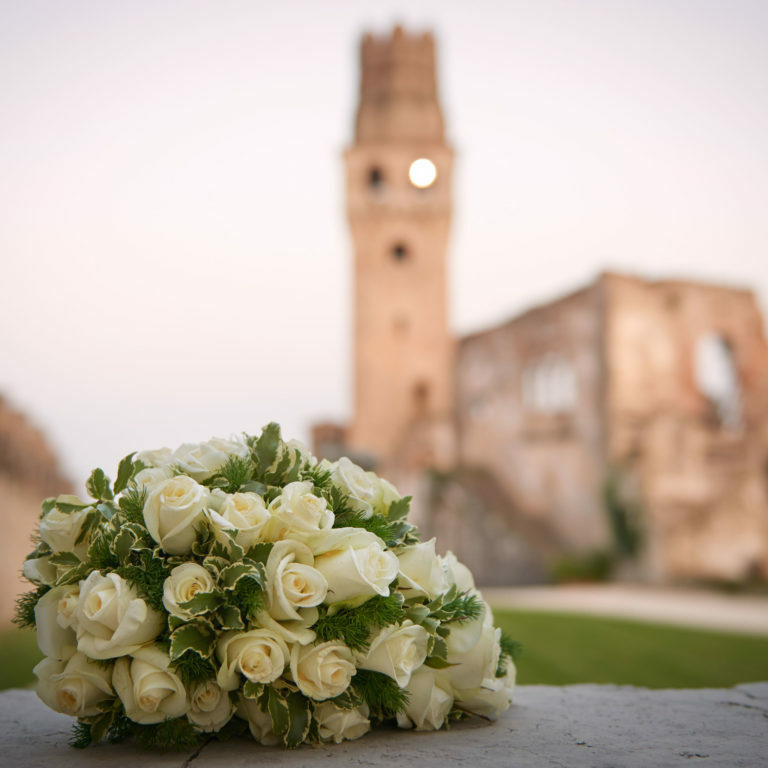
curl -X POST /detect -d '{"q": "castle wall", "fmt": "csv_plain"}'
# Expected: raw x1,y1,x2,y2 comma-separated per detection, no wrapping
603,273,768,581
455,284,609,552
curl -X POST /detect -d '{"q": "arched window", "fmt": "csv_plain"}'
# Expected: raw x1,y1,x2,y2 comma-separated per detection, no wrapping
694,333,742,429
522,355,577,413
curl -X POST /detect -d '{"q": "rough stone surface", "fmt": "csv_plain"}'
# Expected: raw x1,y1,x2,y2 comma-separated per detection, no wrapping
1,683,766,768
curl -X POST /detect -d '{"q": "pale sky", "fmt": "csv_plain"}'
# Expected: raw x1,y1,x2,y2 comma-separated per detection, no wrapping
2,0,767,488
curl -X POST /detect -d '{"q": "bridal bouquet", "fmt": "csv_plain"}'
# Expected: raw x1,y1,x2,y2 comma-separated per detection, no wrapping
16,424,518,749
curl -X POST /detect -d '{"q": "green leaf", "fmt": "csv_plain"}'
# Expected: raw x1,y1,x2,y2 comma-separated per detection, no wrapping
284,691,311,748
54,495,92,513
113,452,137,495
86,468,114,501
75,509,101,545
169,622,216,660
41,497,57,516
242,681,264,699
254,422,281,474
88,711,114,744
267,687,289,742
55,562,91,586
218,604,245,630
241,480,266,495
113,527,137,561
424,656,455,669
220,562,264,590
243,543,273,564
406,604,430,624
387,496,411,521
97,501,119,521
178,591,222,616
48,551,81,567
430,634,448,661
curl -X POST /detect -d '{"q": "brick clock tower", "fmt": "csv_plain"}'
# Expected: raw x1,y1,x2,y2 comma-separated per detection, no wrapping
345,26,455,466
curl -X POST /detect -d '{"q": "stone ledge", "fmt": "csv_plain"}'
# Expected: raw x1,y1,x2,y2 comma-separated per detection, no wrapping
1,683,766,767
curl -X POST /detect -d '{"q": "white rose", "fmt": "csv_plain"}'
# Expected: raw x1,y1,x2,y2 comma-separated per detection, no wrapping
209,492,270,549
267,481,333,539
34,652,113,717
314,702,370,743
442,612,487,658
330,458,400,517
143,475,209,555
255,609,317,647
187,680,235,732
314,539,398,604
34,585,79,660
172,437,249,482
75,570,165,659
290,641,356,701
23,556,58,585
444,621,501,691
237,696,281,746
356,621,429,688
133,466,173,492
216,629,289,691
265,540,327,622
135,446,173,467
39,507,91,558
113,645,188,724
453,663,515,720
285,438,316,468
162,563,216,620
441,551,477,595
397,538,449,600
396,667,453,731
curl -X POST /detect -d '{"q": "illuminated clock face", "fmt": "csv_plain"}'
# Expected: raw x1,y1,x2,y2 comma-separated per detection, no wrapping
408,158,437,188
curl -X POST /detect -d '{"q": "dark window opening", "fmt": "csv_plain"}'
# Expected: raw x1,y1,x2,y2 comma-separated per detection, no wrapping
392,243,409,262
368,167,384,189
413,381,430,411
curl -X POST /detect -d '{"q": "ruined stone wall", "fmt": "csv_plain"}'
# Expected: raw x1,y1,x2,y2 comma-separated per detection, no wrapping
603,273,768,581
455,284,609,553
0,398,70,623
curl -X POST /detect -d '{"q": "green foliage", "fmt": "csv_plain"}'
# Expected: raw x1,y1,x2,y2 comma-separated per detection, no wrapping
171,650,217,687
386,496,411,521
332,507,417,548
314,594,406,652
13,584,50,629
300,464,333,494
205,455,255,493
496,632,522,677
118,486,148,524
87,530,119,571
229,573,266,625
251,422,282,476
86,468,113,502
430,589,484,624
551,551,614,583
132,718,202,750
351,669,408,719
113,452,138,495
117,550,171,612
603,468,643,558
169,621,216,660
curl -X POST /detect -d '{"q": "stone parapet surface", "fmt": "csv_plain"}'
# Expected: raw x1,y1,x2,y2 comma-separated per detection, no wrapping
1,683,766,767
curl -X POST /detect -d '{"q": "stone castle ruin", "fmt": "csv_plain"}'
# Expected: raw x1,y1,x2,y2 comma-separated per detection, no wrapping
0,397,70,622
313,26,768,585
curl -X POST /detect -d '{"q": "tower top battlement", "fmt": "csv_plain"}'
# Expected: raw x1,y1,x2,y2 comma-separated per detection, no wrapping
355,25,445,144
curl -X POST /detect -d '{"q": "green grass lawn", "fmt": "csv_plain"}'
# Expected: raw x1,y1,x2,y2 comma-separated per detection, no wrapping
494,609,768,688
2,610,768,692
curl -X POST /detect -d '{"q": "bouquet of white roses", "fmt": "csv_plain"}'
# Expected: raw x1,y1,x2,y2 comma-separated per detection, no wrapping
16,424,518,749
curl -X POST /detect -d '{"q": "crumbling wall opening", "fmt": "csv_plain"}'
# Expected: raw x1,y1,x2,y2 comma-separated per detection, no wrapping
694,333,742,430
